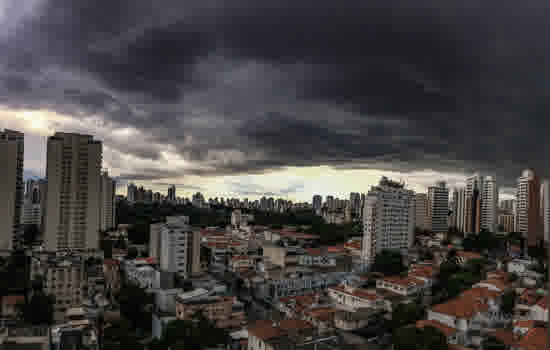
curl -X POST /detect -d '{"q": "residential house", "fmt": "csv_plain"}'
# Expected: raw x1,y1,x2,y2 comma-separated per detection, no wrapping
327,284,386,311
376,275,428,297
529,295,548,322
416,319,459,345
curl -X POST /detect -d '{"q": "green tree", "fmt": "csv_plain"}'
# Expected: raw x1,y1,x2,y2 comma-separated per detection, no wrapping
371,250,406,276
392,302,425,328
17,292,55,325
482,336,507,350
126,246,138,260
163,314,229,350
393,326,447,350
118,283,153,331
501,290,516,315
23,224,40,245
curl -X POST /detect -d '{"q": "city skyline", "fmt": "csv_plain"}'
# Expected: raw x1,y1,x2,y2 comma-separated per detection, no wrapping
0,1,548,203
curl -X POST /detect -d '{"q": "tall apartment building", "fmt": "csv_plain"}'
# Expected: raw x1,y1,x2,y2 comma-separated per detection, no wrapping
481,176,498,233
516,169,542,247
21,179,43,228
455,188,466,232
362,177,415,264
500,199,516,212
498,214,515,233
127,183,137,202
415,193,430,231
150,216,201,278
312,195,322,213
542,180,550,242
464,174,483,235
43,133,102,251
99,171,116,232
428,181,449,234
167,185,176,202
30,254,84,321
0,130,24,251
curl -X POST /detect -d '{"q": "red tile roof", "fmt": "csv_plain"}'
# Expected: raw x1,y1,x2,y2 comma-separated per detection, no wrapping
2,295,24,306
329,285,381,301
491,330,519,347
416,320,457,337
248,319,313,341
516,327,548,350
431,296,489,319
305,248,322,256
535,295,548,310
381,275,426,287
104,258,120,266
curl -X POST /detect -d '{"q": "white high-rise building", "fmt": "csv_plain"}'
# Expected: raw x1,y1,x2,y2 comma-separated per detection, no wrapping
428,181,449,233
43,132,102,251
0,129,24,251
362,177,415,264
541,180,550,242
100,171,116,232
150,216,201,278
481,176,498,233
414,193,430,231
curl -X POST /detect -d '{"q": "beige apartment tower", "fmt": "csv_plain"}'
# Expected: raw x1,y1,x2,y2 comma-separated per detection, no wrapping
0,130,24,251
44,133,102,251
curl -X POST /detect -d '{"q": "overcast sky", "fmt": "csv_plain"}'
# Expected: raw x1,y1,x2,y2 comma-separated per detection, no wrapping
1,0,547,201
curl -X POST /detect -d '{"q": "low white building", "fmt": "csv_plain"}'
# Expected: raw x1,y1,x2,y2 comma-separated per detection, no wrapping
298,249,337,267
376,276,427,296
507,259,535,276
327,284,386,311
529,296,548,322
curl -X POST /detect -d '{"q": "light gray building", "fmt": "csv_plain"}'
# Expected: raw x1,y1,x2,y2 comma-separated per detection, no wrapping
43,132,102,251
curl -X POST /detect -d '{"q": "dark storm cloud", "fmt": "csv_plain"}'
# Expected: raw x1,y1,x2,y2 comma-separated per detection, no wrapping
1,0,550,185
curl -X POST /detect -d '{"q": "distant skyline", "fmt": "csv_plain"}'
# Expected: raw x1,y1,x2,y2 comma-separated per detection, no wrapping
1,1,546,202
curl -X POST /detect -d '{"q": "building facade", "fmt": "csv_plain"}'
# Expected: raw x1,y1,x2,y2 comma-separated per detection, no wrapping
0,129,24,251
362,177,415,264
43,133,102,251
516,169,542,247
150,216,201,278
415,193,430,231
481,176,498,233
99,171,116,232
428,181,449,234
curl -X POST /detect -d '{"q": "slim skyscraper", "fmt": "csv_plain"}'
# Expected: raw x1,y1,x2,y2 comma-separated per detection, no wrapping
415,193,430,231
0,129,24,251
100,171,116,232
167,184,176,202
428,181,449,233
481,176,498,233
43,132,102,251
542,180,550,242
516,169,542,247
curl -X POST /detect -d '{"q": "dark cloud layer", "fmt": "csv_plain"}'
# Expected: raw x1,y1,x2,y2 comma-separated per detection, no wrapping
2,0,550,186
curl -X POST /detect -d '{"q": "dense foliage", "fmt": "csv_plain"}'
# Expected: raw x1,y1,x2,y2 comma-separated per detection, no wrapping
393,326,447,350
432,255,485,301
17,292,55,325
117,282,153,331
150,315,229,350
371,250,407,276
392,302,425,329
118,202,359,245
117,201,229,244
